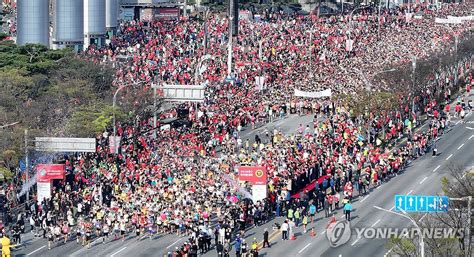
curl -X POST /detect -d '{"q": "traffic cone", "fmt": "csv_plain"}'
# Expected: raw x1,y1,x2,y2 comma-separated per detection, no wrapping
310,228,316,237
290,233,297,240
326,214,337,229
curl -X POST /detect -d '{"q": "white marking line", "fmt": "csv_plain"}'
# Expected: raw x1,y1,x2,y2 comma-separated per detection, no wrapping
419,177,428,184
457,143,465,150
407,190,413,195
371,219,381,228
385,248,393,257
140,235,148,240
469,135,474,140
340,215,345,219
389,206,394,211
298,243,312,253
27,246,46,256
456,120,461,125
433,165,441,172
166,238,182,249
351,237,361,246
419,213,428,222
360,195,370,203
446,154,453,160
110,247,127,257
321,230,326,234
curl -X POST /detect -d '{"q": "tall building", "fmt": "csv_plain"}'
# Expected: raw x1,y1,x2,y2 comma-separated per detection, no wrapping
52,0,84,51
17,0,50,46
84,0,106,49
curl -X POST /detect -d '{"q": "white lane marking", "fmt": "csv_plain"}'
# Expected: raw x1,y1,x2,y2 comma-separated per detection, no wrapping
351,237,361,246
110,247,127,257
446,154,453,160
298,243,312,253
407,190,413,195
140,235,148,240
433,165,441,172
467,127,474,130
469,135,474,139
27,246,46,256
166,238,182,249
321,230,326,234
340,215,345,219
419,177,428,184
360,195,370,203
384,247,393,257
419,213,428,222
389,206,394,211
456,120,461,125
371,219,381,228
457,143,465,150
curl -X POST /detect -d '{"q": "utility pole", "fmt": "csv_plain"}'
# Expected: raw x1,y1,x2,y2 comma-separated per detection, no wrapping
377,0,381,40
412,56,417,115
24,129,29,202
227,10,233,77
152,83,158,139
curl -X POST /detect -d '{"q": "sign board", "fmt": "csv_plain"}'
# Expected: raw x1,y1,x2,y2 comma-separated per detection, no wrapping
37,181,51,202
153,8,180,20
120,7,135,21
252,184,267,203
35,137,96,152
395,195,449,212
36,164,66,182
120,0,179,5
238,166,267,185
161,84,206,102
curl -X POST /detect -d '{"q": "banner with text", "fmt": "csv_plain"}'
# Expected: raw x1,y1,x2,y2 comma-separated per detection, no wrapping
36,164,66,182
238,166,267,185
294,88,332,98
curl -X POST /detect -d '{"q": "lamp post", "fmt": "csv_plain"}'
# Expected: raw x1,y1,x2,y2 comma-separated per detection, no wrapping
411,56,417,114
378,0,382,40
112,81,145,138
374,206,425,257
227,12,233,77
348,6,369,41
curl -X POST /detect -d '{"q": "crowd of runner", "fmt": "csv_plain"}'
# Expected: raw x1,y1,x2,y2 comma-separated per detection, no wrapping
1,2,473,257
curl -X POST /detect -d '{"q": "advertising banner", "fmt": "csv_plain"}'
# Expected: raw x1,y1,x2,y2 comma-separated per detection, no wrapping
252,184,267,203
238,166,267,185
154,8,179,20
37,181,51,202
294,88,332,98
36,164,66,182
435,18,462,24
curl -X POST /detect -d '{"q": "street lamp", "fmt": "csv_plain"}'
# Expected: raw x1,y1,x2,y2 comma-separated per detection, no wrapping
348,6,370,41
411,56,416,115
374,206,425,257
227,16,233,77
112,80,145,138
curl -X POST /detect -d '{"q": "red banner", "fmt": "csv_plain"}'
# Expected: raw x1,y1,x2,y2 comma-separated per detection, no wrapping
36,164,65,182
238,166,267,185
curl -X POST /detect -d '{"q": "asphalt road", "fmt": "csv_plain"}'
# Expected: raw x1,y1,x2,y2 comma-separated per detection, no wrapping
11,97,473,257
